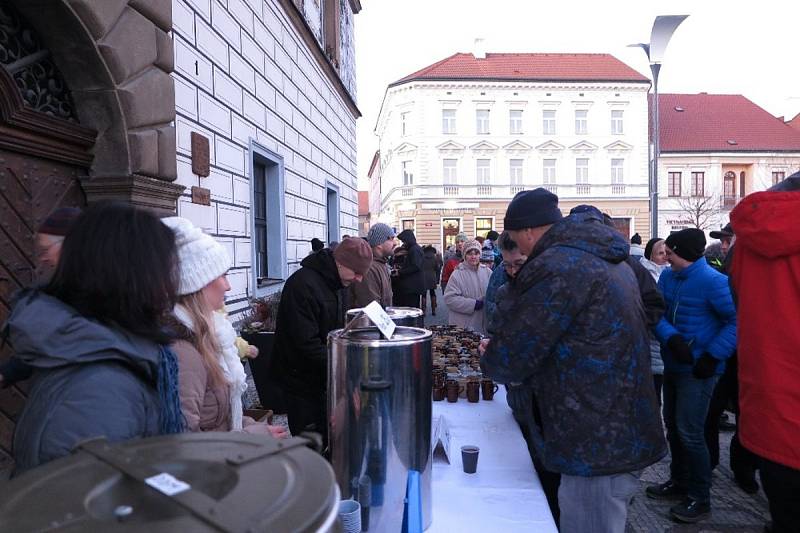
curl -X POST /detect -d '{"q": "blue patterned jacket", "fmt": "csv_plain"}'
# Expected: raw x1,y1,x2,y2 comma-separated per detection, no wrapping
481,212,667,476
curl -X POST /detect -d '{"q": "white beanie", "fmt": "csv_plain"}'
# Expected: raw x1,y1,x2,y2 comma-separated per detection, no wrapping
162,217,231,295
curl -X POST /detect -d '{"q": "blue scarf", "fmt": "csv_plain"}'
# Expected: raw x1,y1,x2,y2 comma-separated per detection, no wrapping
157,345,186,434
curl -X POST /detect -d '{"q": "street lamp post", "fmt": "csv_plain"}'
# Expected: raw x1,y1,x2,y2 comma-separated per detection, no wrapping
630,15,688,239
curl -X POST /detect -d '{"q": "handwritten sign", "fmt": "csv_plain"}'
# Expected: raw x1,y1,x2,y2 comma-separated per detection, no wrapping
362,300,396,339
145,472,191,496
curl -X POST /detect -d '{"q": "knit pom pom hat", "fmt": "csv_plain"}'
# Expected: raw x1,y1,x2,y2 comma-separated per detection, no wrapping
463,240,482,256
162,217,232,295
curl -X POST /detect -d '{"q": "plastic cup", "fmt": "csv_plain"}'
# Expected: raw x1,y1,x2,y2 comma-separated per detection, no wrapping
338,499,361,533
461,445,479,474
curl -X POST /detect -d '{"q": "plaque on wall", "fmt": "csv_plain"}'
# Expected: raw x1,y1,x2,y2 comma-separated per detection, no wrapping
191,186,211,206
190,132,210,177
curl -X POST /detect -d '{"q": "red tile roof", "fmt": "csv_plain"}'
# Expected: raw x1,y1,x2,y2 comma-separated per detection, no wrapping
358,191,369,216
656,93,800,152
391,53,650,86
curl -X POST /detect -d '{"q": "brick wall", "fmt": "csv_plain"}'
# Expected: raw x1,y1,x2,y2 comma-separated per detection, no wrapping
172,0,359,313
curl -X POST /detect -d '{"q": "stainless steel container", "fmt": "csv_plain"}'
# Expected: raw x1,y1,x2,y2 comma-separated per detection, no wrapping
329,326,433,532
345,306,424,329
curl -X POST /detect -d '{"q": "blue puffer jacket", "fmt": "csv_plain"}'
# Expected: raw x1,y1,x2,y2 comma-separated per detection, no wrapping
484,265,509,335
655,257,736,374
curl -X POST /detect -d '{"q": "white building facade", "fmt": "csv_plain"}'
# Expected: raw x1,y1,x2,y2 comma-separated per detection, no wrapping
374,52,652,251
172,0,361,313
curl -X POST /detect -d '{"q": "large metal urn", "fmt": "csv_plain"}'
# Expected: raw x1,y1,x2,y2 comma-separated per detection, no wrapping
328,326,433,532
345,306,424,329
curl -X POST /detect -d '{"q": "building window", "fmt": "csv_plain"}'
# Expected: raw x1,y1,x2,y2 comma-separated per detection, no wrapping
251,144,287,291
401,219,415,231
668,171,682,197
611,159,624,194
326,184,340,245
402,161,413,186
691,171,705,197
443,159,458,196
543,159,556,185
442,109,456,134
322,0,341,67
509,109,523,134
543,110,556,135
476,109,490,134
475,217,493,239
401,111,409,136
476,159,491,184
576,158,589,184
610,217,631,238
575,110,588,135
772,171,785,185
509,159,523,183
442,217,461,251
611,110,624,134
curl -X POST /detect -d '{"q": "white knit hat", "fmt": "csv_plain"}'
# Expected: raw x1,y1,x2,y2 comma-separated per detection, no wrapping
162,217,231,295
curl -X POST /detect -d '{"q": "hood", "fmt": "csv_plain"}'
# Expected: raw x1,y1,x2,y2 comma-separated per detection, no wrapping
731,190,800,259
640,256,668,279
397,229,417,246
533,210,629,264
3,289,160,380
300,248,344,291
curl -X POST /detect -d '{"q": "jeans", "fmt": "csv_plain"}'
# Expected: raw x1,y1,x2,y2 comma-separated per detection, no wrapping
558,471,640,533
758,455,800,533
663,372,718,504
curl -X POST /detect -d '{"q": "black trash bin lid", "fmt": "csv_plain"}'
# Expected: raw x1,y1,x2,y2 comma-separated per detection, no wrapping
0,433,339,532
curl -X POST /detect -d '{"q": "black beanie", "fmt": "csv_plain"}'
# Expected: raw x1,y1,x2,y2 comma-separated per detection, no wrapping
665,228,706,262
644,237,663,260
504,188,562,230
630,233,642,245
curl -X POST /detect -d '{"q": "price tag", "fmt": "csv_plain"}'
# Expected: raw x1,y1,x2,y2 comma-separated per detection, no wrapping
362,300,396,339
145,472,191,496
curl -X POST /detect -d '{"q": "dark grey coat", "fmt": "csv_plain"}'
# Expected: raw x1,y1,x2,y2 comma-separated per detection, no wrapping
5,290,162,475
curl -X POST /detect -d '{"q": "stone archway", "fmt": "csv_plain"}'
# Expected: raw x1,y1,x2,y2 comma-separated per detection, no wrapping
7,0,183,212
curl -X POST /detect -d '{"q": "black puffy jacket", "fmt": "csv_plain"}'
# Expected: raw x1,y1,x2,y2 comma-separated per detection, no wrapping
271,249,345,398
393,230,424,296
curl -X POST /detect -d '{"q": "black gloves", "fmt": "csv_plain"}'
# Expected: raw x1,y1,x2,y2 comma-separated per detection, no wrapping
693,354,719,379
474,299,484,311
667,335,694,364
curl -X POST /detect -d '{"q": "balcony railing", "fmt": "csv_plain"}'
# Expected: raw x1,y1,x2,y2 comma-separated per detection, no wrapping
382,183,649,203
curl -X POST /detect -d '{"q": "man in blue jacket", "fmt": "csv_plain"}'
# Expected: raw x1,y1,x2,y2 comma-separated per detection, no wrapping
481,189,666,532
646,228,737,523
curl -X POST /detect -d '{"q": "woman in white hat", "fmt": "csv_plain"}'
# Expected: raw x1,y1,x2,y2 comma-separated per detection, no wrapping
443,239,492,334
162,217,287,438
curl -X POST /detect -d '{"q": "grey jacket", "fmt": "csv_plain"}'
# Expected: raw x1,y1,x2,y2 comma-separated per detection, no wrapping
5,290,162,475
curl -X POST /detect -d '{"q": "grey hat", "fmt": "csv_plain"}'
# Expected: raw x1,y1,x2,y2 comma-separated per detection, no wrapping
366,223,395,247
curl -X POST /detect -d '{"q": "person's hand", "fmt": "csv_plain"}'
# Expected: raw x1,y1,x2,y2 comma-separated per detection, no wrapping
246,345,259,359
667,335,694,364
479,338,490,356
692,354,718,379
474,299,484,311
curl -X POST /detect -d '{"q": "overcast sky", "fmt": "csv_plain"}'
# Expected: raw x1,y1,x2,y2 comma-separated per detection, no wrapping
353,0,800,188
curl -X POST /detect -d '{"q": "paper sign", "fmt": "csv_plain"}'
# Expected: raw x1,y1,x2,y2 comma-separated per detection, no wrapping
432,415,452,464
145,472,191,496
363,300,396,339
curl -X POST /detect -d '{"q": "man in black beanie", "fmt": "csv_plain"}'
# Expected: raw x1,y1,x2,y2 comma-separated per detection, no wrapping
646,227,737,523
481,189,666,531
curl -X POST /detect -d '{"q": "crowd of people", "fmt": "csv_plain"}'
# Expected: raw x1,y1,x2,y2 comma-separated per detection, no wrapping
1,172,798,533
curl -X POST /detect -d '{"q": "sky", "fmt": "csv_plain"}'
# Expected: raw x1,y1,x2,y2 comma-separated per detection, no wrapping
353,0,800,189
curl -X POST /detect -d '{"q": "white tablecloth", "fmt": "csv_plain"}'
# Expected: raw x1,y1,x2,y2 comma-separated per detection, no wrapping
428,387,558,533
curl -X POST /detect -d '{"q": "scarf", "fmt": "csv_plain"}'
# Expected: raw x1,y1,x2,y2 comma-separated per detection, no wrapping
174,305,249,431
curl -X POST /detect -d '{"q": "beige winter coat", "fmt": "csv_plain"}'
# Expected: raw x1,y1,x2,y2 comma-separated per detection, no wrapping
443,262,492,334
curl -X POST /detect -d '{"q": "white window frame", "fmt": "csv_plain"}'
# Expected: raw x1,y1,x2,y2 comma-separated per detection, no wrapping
401,111,409,136
611,110,624,135
576,158,589,184
575,109,588,135
402,160,414,186
249,141,287,295
543,110,556,135
442,109,456,134
443,159,458,185
543,159,556,185
611,158,624,184
476,159,491,185
476,109,490,134
509,109,523,134
400,218,415,232
509,159,524,184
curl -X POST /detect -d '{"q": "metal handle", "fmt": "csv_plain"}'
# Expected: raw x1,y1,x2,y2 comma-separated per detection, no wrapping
360,379,392,391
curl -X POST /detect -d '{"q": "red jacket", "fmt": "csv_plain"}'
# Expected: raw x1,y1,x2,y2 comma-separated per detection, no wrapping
731,190,800,470
441,256,461,285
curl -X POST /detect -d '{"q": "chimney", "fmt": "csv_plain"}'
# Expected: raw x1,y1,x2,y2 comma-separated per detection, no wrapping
473,38,486,59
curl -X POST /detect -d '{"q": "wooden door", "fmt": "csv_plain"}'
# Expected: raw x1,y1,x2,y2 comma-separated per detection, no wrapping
442,218,460,251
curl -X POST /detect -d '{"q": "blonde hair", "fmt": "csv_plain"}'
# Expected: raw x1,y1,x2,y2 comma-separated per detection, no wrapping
178,291,227,387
